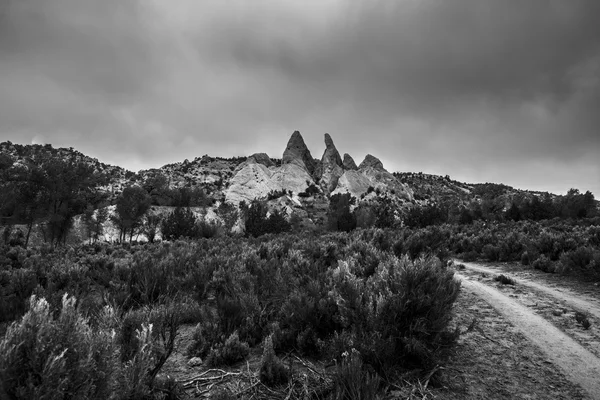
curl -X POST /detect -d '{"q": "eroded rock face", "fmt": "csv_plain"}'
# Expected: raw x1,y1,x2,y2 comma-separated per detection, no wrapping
318,133,344,194
359,154,385,171
232,153,274,175
248,153,274,168
282,131,316,175
342,153,358,170
226,131,412,205
332,170,373,198
225,139,315,205
225,162,277,205
270,163,314,195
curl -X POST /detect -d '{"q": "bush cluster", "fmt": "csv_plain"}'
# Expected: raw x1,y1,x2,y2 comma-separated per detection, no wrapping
0,295,181,400
398,220,600,279
1,228,463,392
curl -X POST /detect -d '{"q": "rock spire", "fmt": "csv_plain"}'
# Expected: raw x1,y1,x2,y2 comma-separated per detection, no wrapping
342,153,358,170
282,131,316,174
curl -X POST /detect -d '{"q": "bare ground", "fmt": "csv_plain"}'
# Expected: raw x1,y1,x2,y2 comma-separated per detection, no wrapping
161,260,600,399
445,260,600,400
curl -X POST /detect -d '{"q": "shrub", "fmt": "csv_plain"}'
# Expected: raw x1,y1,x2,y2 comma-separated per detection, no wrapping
560,247,595,276
575,312,591,329
0,268,38,323
532,255,554,273
197,220,220,239
205,331,250,367
494,274,516,285
0,295,119,400
482,244,500,261
333,349,380,400
521,251,531,266
365,256,461,372
259,335,289,387
161,207,198,240
462,250,479,262
187,317,221,359
244,201,291,237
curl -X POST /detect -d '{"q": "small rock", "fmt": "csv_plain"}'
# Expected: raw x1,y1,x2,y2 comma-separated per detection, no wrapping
188,357,203,367
552,309,563,317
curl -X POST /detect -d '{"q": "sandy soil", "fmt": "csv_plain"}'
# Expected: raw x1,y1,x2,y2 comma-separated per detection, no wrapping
436,290,589,400
448,260,600,400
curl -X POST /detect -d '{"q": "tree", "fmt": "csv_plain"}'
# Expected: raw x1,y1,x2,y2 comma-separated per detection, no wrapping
244,200,291,237
244,201,269,237
142,173,171,206
521,195,554,221
404,203,448,228
1,154,104,247
327,193,356,232
373,196,396,228
505,202,521,222
82,205,108,244
41,157,102,247
558,189,596,219
355,205,376,228
161,207,198,240
11,165,47,247
111,186,151,242
141,214,162,243
215,201,239,233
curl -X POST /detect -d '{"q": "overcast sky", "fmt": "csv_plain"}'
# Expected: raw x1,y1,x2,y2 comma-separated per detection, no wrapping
1,0,599,195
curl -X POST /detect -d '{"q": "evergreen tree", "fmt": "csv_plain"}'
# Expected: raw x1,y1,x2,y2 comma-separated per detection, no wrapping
327,193,356,232
112,186,151,242
505,202,521,222
161,207,198,240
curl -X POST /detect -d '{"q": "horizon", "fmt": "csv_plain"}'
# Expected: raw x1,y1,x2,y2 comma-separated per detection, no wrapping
1,1,599,197
2,136,594,197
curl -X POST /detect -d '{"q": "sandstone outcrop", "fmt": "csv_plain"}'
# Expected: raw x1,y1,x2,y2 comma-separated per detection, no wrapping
232,152,274,175
359,154,385,171
318,133,344,194
225,161,278,205
270,163,314,195
225,132,316,204
332,170,373,199
282,131,316,175
248,153,274,168
226,131,412,205
342,153,358,170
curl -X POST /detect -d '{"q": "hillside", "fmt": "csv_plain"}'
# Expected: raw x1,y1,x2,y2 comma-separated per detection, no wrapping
1,132,597,242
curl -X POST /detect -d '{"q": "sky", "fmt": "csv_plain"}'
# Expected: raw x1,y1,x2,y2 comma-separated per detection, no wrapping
1,0,599,196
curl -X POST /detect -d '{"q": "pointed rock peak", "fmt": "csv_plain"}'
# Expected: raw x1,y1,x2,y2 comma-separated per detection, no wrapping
324,132,335,148
321,133,342,165
342,153,358,170
359,154,385,171
282,131,315,174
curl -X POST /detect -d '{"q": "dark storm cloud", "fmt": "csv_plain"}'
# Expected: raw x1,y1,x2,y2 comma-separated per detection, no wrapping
0,0,598,195
0,0,173,166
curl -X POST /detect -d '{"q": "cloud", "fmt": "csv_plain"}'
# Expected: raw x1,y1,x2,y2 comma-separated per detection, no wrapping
0,0,598,195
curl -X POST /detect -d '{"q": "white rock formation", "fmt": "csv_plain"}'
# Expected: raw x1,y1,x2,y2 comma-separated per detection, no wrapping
225,132,316,205
318,133,344,194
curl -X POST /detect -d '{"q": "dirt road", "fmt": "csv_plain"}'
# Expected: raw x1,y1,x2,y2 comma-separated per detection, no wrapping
453,260,600,400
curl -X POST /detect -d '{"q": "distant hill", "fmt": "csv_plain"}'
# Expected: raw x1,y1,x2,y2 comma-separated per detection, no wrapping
1,133,597,237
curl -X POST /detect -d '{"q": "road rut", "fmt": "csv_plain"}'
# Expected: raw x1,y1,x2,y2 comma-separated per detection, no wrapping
456,272,600,399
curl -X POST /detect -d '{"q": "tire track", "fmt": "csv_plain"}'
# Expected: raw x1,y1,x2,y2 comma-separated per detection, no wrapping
456,260,600,320
456,273,600,399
